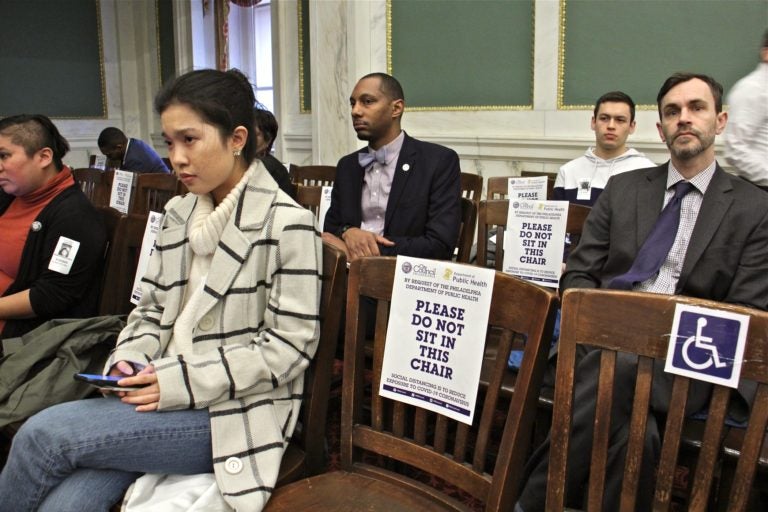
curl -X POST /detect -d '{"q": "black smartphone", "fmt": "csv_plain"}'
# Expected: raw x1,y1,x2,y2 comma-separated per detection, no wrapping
74,373,148,391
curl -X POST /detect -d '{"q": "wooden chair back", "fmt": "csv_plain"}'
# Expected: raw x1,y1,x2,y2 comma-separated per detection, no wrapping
477,201,591,269
477,199,509,270
486,176,511,200
278,242,347,484
290,165,336,187
456,197,477,263
131,173,178,215
98,212,151,316
547,289,768,512
95,206,125,315
566,203,591,236
340,257,558,510
294,185,323,219
461,172,483,205
73,168,109,207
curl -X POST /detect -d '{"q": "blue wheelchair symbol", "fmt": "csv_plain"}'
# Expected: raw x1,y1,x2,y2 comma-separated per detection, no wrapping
671,312,740,380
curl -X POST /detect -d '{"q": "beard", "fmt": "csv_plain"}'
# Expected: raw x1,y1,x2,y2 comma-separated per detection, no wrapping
665,128,715,161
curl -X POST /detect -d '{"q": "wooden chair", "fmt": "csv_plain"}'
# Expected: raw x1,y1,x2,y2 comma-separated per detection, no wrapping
95,206,126,316
546,289,768,512
476,201,591,271
277,241,347,484
566,204,591,235
460,172,483,205
456,197,477,264
486,177,511,200
290,164,336,187
97,212,151,316
131,173,178,215
265,257,558,511
718,429,768,510
477,199,509,270
294,184,323,219
73,168,109,207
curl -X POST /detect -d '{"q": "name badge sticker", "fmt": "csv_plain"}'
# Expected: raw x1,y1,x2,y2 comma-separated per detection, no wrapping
576,179,591,200
48,236,81,274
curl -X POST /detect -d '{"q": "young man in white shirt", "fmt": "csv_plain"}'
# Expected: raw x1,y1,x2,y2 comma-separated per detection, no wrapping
554,91,655,206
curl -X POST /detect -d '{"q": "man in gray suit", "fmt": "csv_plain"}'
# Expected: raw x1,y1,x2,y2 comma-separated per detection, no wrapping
516,73,768,511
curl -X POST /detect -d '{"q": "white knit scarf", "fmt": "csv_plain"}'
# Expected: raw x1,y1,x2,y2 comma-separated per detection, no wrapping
188,166,253,256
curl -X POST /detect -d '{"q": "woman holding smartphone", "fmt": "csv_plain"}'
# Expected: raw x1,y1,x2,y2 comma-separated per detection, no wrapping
0,69,322,512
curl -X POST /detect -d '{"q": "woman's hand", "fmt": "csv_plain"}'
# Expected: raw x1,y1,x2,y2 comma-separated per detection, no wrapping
101,360,137,397
118,365,161,412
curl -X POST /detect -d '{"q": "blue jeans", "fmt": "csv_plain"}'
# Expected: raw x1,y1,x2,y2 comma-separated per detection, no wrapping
0,397,212,512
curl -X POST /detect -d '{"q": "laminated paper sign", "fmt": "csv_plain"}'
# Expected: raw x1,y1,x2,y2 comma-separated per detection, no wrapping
130,211,163,305
507,176,548,200
488,177,549,245
379,256,495,425
110,170,134,214
92,155,107,170
503,200,568,288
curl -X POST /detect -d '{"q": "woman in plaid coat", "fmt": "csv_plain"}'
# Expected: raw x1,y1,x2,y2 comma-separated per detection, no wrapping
0,69,322,512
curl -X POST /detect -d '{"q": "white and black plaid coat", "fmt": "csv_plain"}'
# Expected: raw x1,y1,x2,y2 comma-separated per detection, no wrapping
106,162,322,511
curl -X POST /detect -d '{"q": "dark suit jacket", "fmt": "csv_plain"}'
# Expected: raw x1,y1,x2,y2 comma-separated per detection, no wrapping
324,133,461,260
563,163,768,412
563,163,768,310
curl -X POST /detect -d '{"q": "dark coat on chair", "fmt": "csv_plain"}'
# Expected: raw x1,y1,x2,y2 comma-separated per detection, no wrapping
323,133,461,260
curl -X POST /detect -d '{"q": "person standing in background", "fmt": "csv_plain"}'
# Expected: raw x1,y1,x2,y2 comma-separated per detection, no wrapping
724,28,768,190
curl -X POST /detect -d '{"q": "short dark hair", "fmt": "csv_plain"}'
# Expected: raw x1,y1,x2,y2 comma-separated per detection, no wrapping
761,28,768,49
97,127,127,148
0,114,70,170
359,72,405,102
253,107,278,153
593,91,637,122
656,72,724,115
155,68,257,163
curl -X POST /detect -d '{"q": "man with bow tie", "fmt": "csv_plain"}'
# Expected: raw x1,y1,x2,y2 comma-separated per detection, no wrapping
323,73,461,261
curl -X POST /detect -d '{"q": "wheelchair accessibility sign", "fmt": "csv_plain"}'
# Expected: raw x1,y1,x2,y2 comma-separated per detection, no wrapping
664,304,749,388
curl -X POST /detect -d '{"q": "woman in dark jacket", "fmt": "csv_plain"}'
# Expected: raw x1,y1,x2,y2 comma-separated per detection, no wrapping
0,114,106,341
